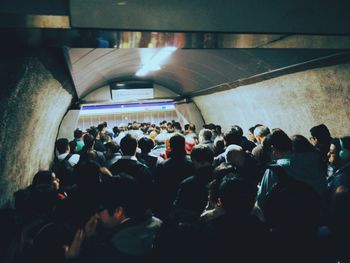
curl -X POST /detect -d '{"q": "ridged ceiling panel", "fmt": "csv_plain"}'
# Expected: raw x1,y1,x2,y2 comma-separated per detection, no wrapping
68,48,347,99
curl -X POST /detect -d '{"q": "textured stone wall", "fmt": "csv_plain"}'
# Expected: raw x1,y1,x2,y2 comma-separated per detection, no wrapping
0,49,75,207
193,63,350,138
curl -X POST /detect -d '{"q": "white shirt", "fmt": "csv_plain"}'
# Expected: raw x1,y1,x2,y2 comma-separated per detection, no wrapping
57,152,80,166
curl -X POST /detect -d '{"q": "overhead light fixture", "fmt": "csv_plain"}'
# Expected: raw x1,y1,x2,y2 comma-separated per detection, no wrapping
136,46,177,77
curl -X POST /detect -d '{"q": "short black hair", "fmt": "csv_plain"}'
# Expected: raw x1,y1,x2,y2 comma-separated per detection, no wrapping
83,133,95,149
263,129,292,153
120,134,137,156
55,138,69,154
223,127,242,146
219,177,256,214
310,124,331,144
32,170,53,186
105,141,120,154
74,128,83,139
169,133,186,156
138,137,154,153
191,145,214,164
98,175,146,218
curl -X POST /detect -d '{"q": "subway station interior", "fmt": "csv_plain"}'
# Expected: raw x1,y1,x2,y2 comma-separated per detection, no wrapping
1,0,350,261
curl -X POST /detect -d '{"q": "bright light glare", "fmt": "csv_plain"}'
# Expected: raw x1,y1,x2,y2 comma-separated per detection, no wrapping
136,46,177,77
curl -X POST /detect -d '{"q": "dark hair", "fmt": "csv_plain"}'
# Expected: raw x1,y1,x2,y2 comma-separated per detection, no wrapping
55,138,69,154
173,122,182,131
120,134,137,156
191,145,214,164
213,137,225,156
97,124,105,132
290,134,316,153
213,162,234,181
263,129,292,153
201,129,212,141
99,175,146,218
105,141,119,154
215,125,222,135
169,133,186,156
138,137,154,153
32,170,53,185
69,140,77,153
87,126,98,138
113,126,120,135
262,179,320,231
74,129,83,139
189,123,196,132
219,177,256,215
184,124,190,131
83,133,95,149
74,161,101,189
223,127,242,146
310,124,331,144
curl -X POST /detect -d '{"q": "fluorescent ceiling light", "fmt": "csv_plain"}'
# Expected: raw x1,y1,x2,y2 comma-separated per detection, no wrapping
136,46,177,77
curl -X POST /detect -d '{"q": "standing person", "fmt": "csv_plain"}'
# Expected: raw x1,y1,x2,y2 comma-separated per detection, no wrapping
309,124,332,163
73,128,85,153
154,134,194,219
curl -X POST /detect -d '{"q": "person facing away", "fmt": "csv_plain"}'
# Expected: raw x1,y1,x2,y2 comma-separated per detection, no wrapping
173,144,214,217
154,133,195,219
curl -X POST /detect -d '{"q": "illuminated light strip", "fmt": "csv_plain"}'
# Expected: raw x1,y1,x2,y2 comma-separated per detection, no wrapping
136,46,177,77
80,102,175,116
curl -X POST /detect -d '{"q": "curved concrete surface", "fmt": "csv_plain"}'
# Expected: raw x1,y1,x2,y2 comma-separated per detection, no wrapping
0,49,75,207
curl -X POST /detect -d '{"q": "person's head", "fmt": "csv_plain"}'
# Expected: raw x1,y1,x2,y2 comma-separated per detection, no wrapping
166,122,174,133
263,129,292,160
184,124,190,134
74,161,101,189
55,138,69,155
262,179,320,232
223,126,243,146
248,126,256,142
199,129,212,143
69,140,77,154
83,133,95,149
309,124,331,146
97,123,106,136
213,136,225,156
225,144,245,167
290,134,316,154
120,134,138,156
113,126,120,136
32,170,60,190
218,177,256,215
215,125,222,136
253,125,270,144
189,123,196,133
173,122,182,132
104,141,120,159
169,133,186,157
138,136,154,154
328,137,350,166
74,128,83,139
191,145,214,169
97,175,145,229
87,126,98,139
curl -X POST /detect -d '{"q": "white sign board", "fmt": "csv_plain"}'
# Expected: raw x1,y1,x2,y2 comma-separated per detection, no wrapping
112,88,154,102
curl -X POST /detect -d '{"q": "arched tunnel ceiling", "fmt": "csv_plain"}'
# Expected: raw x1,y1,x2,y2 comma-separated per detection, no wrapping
67,47,349,99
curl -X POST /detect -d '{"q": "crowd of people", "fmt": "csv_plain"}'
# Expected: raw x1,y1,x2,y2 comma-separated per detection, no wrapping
2,120,350,263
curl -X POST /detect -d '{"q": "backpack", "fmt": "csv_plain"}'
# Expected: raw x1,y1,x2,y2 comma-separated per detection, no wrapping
52,154,74,188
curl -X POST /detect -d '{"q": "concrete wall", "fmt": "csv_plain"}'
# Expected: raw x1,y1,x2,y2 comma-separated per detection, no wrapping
175,102,205,133
0,49,75,207
193,63,350,139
